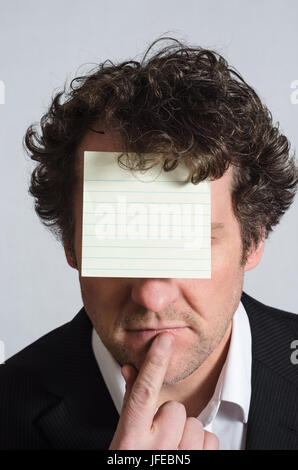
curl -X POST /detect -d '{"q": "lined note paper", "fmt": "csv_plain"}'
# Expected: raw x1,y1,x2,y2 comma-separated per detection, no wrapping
81,151,210,278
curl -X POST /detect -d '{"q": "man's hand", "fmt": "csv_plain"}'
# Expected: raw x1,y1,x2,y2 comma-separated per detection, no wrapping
109,333,219,450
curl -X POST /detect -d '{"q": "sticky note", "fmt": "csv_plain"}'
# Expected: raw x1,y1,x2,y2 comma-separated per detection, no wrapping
81,151,210,278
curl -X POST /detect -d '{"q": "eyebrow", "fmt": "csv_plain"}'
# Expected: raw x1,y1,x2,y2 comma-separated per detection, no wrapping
211,222,225,230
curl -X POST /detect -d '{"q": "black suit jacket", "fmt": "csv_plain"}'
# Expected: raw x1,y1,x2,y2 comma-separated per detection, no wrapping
1,291,298,450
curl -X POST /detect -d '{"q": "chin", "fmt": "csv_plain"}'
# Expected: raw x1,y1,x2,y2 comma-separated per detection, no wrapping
128,353,201,386
107,336,206,383
163,361,201,385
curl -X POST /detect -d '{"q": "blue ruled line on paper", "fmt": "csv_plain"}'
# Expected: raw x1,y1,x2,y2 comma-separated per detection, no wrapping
84,211,210,215
83,235,210,238
83,223,210,227
84,190,209,194
82,256,208,260
84,201,209,205
82,245,210,248
85,179,194,183
83,268,210,271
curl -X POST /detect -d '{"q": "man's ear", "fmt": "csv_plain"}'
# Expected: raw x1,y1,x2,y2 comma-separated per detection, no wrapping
64,243,78,270
244,230,266,273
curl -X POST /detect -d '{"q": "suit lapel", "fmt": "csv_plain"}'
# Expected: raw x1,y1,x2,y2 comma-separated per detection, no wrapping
241,292,298,450
37,395,118,449
245,359,298,450
34,308,119,449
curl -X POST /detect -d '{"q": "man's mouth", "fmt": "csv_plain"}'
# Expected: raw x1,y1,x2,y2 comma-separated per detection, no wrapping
125,326,190,343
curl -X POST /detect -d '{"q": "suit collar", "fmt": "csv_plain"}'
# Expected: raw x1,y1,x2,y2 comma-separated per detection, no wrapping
242,292,298,449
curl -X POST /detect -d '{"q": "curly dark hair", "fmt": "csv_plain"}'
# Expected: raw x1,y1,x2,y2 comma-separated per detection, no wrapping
25,38,298,266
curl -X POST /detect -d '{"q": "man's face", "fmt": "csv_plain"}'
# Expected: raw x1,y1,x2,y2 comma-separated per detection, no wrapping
67,129,264,385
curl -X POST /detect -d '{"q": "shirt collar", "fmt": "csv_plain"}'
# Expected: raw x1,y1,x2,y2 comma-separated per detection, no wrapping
198,300,252,426
91,300,252,422
92,328,126,415
220,300,252,423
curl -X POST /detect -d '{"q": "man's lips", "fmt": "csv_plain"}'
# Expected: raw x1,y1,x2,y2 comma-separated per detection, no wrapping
127,326,187,332
125,326,190,343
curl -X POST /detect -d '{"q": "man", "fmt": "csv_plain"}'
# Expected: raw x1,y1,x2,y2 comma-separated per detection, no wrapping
1,38,298,450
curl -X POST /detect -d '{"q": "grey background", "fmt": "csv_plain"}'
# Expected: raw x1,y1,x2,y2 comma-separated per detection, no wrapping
1,0,297,359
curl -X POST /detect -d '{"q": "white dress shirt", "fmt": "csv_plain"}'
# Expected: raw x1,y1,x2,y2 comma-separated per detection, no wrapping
91,301,252,450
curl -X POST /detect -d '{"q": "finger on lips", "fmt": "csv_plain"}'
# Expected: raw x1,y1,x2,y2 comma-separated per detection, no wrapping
120,332,174,431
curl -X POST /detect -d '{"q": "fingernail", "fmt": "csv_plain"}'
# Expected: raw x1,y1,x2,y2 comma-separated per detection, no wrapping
157,333,173,350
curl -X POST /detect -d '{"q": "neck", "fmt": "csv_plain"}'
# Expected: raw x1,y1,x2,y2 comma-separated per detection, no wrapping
157,320,232,417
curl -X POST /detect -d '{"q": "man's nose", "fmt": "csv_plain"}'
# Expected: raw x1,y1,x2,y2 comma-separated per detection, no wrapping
131,278,180,312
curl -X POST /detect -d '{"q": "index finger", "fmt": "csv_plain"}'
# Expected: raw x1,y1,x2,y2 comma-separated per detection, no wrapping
120,332,174,433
